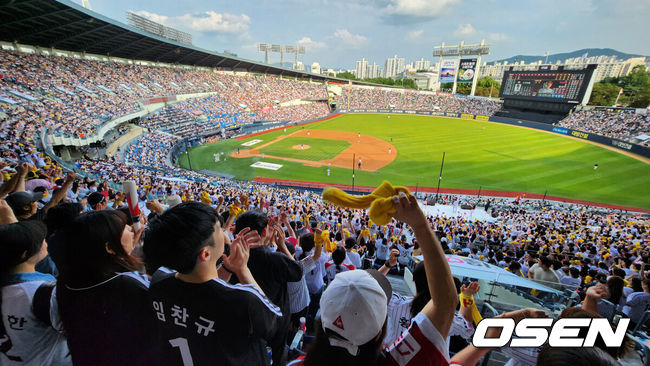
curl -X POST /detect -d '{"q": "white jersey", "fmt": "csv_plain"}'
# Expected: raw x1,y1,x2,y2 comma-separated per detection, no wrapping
1,273,72,366
375,240,390,260
385,293,474,348
345,251,362,269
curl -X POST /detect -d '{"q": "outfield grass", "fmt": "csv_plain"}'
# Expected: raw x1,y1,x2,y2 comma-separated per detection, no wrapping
179,114,650,209
257,137,350,161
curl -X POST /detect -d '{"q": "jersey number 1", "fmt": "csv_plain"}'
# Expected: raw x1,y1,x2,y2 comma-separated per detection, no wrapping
169,337,194,366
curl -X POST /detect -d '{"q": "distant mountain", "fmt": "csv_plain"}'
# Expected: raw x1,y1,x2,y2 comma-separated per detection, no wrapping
487,48,646,65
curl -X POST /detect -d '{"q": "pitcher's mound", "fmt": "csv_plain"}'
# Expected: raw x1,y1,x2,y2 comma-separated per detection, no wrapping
292,145,311,150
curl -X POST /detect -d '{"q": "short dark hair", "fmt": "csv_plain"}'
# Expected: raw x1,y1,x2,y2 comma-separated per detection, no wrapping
46,202,83,236
234,210,268,236
144,202,218,274
0,221,47,274
332,246,346,266
344,238,356,249
540,256,552,267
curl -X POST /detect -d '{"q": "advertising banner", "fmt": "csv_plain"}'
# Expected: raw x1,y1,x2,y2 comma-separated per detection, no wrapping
439,59,458,83
457,58,477,83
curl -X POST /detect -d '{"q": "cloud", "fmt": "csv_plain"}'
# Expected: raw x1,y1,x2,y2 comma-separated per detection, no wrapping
384,0,459,17
454,24,476,37
407,29,423,40
133,10,250,34
334,29,367,47
489,33,509,41
296,37,326,50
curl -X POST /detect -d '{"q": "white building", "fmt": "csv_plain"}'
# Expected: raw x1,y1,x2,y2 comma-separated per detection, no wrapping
479,56,647,83
355,58,369,79
293,61,305,71
413,58,431,71
384,54,405,78
311,62,322,74
367,62,381,78
406,72,438,90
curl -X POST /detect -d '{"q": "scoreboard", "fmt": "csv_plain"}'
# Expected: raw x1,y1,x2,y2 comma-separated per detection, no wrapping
499,69,593,104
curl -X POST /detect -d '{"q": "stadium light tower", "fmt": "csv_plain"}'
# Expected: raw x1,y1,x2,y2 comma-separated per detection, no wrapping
285,45,306,69
258,43,271,64
258,44,306,68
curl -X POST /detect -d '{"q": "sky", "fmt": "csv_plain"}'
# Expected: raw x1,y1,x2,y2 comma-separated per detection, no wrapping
74,0,650,70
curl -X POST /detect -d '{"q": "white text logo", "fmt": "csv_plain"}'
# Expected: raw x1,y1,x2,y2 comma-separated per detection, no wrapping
472,318,630,348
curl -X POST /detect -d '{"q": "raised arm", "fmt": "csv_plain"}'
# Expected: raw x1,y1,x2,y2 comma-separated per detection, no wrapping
450,308,547,366
582,283,609,316
42,171,76,213
0,199,18,225
391,192,457,338
14,163,30,193
273,222,294,261
0,165,24,197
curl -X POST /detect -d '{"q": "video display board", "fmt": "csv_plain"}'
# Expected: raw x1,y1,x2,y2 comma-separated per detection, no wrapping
499,69,593,103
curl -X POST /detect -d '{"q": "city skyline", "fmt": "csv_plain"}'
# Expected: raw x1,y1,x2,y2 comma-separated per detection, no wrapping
73,0,649,70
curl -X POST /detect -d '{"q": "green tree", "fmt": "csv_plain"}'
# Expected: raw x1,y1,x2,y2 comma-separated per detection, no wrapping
477,76,501,90
630,84,650,108
440,82,453,91
588,83,621,106
588,65,650,106
455,83,471,95
337,72,357,80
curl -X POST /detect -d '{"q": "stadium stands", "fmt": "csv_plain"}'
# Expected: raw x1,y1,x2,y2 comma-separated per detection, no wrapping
1,46,649,366
333,86,501,115
559,109,650,146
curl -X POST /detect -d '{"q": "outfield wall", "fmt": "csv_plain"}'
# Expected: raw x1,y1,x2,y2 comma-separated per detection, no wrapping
336,108,650,159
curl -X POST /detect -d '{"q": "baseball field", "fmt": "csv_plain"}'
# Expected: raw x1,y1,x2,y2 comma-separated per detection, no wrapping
178,114,650,210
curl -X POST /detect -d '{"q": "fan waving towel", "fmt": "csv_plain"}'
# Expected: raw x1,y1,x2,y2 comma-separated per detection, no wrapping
322,181,410,226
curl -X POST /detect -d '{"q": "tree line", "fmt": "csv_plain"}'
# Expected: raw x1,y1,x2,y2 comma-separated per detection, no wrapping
588,65,650,108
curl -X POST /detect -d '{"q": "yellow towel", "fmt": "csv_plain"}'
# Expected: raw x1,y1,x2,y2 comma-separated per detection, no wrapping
229,204,245,218
459,293,483,325
322,181,410,226
322,230,336,252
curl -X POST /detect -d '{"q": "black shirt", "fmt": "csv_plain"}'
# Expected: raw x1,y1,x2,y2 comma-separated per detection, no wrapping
150,268,282,366
232,246,303,317
57,272,156,366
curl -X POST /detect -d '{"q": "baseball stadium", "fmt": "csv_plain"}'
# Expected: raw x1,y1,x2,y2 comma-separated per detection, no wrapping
1,0,649,365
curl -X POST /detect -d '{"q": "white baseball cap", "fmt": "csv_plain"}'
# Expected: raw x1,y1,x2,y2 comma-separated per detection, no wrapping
319,269,392,355
166,194,182,208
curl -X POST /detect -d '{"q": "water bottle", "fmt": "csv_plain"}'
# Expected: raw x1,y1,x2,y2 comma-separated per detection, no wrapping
290,317,307,350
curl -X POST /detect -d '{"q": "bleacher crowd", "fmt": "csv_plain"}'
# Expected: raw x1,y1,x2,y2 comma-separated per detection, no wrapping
0,49,327,139
559,109,650,147
333,87,501,116
1,48,649,366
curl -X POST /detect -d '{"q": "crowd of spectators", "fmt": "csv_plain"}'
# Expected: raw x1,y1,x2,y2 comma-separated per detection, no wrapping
333,87,501,116
124,131,179,170
559,109,650,146
0,49,328,138
137,98,330,139
1,156,648,365
1,49,649,366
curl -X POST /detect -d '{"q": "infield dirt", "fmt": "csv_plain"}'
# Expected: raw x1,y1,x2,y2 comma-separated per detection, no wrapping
232,129,396,171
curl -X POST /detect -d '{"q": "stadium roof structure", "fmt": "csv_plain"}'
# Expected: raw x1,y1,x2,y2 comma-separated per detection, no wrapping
0,0,386,86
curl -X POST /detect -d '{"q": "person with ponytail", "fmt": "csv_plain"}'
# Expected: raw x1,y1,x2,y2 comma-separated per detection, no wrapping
325,246,354,284
0,220,71,365
56,210,155,366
